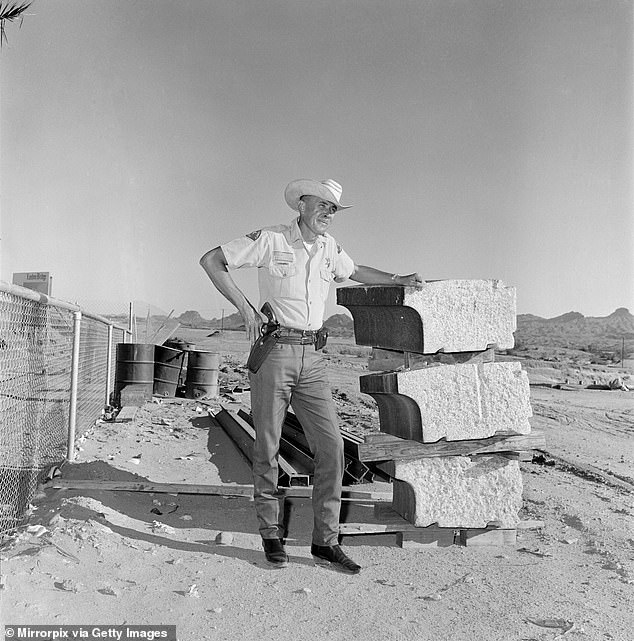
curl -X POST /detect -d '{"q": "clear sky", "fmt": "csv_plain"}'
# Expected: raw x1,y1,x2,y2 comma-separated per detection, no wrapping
1,0,632,320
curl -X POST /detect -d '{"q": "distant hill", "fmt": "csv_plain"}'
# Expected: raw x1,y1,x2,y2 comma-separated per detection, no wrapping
515,307,634,355
179,310,355,334
176,307,633,357
177,310,244,330
324,313,354,336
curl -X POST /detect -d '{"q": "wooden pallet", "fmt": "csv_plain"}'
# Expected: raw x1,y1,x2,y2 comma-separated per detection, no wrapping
339,505,542,548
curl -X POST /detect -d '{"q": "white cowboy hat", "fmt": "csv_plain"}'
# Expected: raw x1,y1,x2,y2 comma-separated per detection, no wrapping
284,178,353,211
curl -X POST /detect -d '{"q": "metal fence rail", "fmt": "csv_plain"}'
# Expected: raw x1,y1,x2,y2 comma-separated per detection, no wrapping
0,282,128,535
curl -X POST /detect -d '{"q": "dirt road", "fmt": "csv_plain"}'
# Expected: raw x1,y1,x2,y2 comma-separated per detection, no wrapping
2,332,632,641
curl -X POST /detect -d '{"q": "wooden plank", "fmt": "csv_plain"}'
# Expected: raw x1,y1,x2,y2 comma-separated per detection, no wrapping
49,479,256,496
118,384,152,407
459,528,517,546
371,504,519,548
114,406,139,423
398,529,457,548
339,522,416,535
368,347,495,372
48,478,391,502
517,519,545,530
359,430,545,462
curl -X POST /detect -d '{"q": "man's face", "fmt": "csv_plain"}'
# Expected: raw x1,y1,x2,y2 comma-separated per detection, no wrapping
298,195,337,237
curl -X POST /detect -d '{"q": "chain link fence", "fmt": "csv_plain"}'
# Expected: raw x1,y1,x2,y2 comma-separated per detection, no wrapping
0,283,128,536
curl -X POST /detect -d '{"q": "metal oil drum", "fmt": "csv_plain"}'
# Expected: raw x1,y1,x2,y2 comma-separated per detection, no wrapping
153,345,185,397
185,350,219,399
114,343,155,405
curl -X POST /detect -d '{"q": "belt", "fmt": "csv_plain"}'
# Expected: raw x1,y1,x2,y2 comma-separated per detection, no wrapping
276,326,318,345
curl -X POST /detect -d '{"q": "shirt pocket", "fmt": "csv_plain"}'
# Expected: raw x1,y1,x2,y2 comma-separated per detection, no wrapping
268,257,297,279
267,254,298,298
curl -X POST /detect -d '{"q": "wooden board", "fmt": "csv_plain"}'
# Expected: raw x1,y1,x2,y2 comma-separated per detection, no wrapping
459,528,517,546
339,505,520,548
48,479,391,502
359,430,545,462
368,347,495,372
49,479,256,496
114,406,139,423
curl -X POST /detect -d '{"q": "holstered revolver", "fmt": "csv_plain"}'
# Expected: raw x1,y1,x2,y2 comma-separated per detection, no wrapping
246,302,280,373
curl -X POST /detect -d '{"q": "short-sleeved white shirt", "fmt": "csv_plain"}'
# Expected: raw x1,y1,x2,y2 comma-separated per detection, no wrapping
221,218,355,330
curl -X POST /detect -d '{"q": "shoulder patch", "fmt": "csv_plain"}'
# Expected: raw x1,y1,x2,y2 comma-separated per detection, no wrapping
246,229,262,241
336,244,343,254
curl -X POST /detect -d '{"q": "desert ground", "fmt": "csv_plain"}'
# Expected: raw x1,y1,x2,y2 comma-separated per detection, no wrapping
1,329,633,641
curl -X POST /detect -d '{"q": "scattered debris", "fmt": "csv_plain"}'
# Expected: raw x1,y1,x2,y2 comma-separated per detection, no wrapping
54,579,83,593
526,618,574,633
26,525,48,537
215,532,233,545
98,586,119,596
518,547,553,558
150,521,175,535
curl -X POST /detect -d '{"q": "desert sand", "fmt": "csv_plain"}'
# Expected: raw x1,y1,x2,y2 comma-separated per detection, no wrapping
1,329,632,641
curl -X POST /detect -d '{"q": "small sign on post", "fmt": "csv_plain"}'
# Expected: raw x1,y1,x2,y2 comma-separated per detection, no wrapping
12,271,53,295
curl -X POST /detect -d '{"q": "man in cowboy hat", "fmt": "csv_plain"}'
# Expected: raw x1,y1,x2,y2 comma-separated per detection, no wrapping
200,178,423,574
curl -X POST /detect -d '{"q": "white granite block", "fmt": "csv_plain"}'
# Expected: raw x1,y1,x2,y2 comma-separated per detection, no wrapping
402,279,516,352
390,455,523,528
338,279,517,353
362,361,532,442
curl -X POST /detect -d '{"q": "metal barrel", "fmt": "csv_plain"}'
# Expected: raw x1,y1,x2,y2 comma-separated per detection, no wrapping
153,345,185,397
114,343,155,404
185,350,219,399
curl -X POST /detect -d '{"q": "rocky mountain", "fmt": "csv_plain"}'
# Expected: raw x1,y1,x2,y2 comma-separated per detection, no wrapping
324,313,354,336
177,307,633,357
514,307,634,355
180,310,355,334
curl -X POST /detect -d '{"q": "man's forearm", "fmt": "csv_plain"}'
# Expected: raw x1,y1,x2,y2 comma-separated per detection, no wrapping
350,264,424,287
199,248,251,315
199,247,262,341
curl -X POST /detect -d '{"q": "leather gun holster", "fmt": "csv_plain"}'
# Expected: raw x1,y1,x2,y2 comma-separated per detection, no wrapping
247,303,280,374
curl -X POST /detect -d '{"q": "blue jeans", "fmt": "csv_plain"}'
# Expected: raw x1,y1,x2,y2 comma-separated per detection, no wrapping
249,342,344,546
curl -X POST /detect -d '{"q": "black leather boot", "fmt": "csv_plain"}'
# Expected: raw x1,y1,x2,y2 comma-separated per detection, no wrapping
311,543,361,574
262,538,288,568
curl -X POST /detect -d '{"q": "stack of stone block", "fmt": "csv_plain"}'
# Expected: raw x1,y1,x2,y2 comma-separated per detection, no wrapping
337,279,533,539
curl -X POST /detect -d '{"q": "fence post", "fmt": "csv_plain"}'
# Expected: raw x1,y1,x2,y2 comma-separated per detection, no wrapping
106,324,114,407
67,311,82,461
